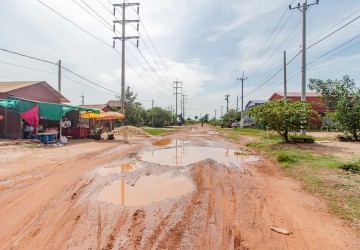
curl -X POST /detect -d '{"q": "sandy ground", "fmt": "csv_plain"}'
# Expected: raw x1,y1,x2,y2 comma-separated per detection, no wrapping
0,125,359,249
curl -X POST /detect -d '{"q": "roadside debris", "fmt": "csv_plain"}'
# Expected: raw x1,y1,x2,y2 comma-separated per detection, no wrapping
271,226,290,235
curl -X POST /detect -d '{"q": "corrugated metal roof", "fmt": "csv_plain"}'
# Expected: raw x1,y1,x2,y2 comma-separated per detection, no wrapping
80,104,108,110
274,92,321,97
0,81,40,92
0,81,69,103
106,100,122,107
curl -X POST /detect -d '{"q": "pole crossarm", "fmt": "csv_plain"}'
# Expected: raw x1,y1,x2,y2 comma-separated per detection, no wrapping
113,36,139,40
114,20,140,24
289,0,319,11
113,3,140,7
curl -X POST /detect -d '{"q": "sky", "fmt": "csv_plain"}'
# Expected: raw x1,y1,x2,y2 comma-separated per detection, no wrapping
1,0,360,119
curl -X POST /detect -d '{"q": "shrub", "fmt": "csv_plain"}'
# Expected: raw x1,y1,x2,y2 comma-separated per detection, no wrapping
339,160,360,173
289,135,315,143
276,151,298,163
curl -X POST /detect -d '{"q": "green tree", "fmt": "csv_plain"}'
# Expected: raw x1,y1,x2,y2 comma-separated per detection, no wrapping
221,109,241,127
146,107,172,127
309,75,360,140
194,116,198,121
115,87,145,127
247,99,315,142
200,114,210,123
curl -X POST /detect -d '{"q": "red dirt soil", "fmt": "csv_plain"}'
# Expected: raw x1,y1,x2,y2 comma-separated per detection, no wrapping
0,125,359,249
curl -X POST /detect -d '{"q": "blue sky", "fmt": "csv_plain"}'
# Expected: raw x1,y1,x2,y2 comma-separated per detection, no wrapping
1,0,360,119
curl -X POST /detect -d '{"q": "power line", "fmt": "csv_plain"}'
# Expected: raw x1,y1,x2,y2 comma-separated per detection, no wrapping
0,60,57,75
307,14,360,50
36,0,113,48
246,1,296,74
0,48,56,65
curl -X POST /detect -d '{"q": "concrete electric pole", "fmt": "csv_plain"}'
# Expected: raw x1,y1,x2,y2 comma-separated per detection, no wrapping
181,94,187,119
58,59,61,93
81,92,84,105
214,110,217,120
289,0,319,102
173,79,182,124
113,1,140,125
152,99,154,127
225,94,230,113
284,51,287,100
237,71,247,112
220,106,223,117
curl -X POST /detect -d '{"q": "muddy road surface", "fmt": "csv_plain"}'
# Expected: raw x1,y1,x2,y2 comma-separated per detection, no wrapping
0,125,359,249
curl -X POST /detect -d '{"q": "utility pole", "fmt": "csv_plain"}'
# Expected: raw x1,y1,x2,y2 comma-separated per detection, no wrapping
237,71,248,112
173,79,182,124
225,94,230,113
58,59,61,93
236,95,239,111
284,51,287,100
81,92,84,105
113,1,140,125
151,99,154,127
290,0,319,134
289,0,319,102
214,110,217,120
182,94,187,119
220,106,223,117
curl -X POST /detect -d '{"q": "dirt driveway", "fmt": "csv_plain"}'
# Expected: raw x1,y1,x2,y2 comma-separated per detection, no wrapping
0,125,359,249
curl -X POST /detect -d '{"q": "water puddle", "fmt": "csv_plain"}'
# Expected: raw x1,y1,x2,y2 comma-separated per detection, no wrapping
139,146,258,167
97,172,193,206
152,139,172,146
97,163,136,176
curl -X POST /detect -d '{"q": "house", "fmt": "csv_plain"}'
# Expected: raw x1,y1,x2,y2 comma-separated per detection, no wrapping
238,100,267,128
0,81,69,138
106,100,121,109
245,100,267,111
269,92,333,127
80,104,112,112
0,81,69,103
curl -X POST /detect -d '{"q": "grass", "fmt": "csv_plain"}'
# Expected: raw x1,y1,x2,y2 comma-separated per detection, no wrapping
142,127,175,136
218,127,360,230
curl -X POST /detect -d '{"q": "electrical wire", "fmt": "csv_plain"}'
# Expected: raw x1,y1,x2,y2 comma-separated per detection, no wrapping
245,1,296,75
307,15,360,50
36,0,113,48
0,48,56,65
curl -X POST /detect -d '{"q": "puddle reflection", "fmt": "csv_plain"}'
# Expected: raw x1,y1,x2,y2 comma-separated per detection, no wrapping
140,145,258,168
97,172,193,206
97,163,136,176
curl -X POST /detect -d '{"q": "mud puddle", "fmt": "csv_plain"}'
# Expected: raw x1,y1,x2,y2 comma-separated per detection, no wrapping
139,146,258,168
97,163,137,176
97,172,193,206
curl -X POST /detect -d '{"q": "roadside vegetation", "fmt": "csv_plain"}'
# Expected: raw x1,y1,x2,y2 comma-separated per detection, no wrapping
142,127,175,136
218,127,360,230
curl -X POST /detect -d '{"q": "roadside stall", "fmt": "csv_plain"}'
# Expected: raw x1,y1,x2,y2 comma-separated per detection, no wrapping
0,98,100,143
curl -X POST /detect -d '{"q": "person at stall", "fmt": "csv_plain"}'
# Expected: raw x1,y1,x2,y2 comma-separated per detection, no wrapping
23,121,34,139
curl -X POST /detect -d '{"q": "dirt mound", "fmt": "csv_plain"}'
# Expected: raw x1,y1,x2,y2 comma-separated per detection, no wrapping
110,126,151,138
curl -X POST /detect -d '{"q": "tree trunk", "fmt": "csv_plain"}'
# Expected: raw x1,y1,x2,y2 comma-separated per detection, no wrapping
353,127,359,141
284,129,289,143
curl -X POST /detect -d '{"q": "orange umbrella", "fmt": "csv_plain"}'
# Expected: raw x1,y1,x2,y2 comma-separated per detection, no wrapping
95,111,125,120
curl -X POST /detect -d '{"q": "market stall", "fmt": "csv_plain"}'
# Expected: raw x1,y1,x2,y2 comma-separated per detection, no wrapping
0,98,100,143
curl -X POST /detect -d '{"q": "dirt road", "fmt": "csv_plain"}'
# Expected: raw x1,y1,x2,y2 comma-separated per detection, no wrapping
0,125,359,249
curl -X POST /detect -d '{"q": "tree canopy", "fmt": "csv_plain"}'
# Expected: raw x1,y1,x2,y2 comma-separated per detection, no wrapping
309,75,360,140
145,107,172,127
247,99,316,142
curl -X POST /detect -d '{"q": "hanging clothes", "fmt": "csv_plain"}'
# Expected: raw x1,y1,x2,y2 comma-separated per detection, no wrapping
21,105,39,133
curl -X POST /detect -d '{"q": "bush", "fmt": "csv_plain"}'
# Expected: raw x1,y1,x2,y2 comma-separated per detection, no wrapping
276,151,298,163
339,160,360,173
289,135,315,143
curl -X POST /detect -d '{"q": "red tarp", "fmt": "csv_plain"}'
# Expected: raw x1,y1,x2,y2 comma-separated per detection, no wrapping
21,105,39,133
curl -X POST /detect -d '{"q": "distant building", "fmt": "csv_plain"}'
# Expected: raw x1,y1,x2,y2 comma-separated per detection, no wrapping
245,100,267,111
80,104,112,112
106,100,121,109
